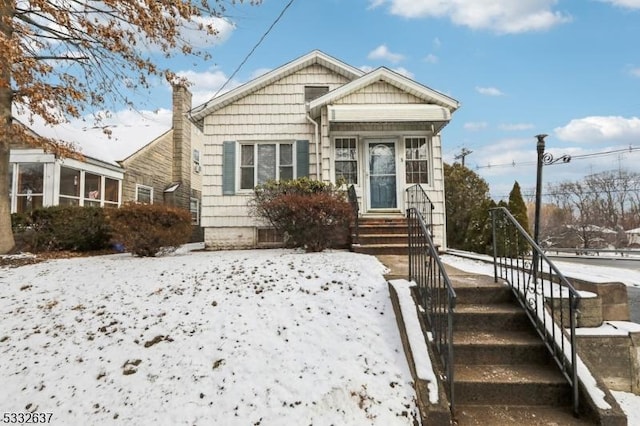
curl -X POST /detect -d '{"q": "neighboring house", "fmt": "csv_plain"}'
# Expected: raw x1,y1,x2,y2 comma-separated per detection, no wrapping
118,85,204,233
8,85,204,238
627,228,640,247
9,122,125,212
189,50,459,250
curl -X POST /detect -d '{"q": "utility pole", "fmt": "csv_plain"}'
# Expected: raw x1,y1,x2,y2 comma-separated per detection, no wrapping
455,147,473,167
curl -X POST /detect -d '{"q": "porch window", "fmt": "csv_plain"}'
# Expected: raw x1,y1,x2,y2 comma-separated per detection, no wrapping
405,137,429,184
104,178,119,207
59,166,81,206
16,163,44,213
136,184,153,204
334,137,358,185
84,172,101,207
240,143,293,189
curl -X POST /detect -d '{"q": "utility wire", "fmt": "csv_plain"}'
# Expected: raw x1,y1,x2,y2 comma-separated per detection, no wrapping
211,0,296,99
472,145,640,171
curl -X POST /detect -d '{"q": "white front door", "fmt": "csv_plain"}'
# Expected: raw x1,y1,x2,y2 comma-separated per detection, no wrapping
366,140,398,210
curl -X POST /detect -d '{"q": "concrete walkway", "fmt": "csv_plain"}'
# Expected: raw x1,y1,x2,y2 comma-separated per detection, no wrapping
376,254,470,281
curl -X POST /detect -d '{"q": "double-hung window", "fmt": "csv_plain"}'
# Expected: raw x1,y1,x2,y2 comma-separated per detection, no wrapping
405,137,430,184
136,184,153,204
334,137,358,185
240,143,293,189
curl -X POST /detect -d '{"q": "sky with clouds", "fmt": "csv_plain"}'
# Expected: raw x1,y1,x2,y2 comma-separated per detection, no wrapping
20,0,640,199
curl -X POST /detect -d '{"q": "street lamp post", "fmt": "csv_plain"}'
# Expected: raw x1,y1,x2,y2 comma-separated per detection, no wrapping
533,134,572,246
534,134,547,246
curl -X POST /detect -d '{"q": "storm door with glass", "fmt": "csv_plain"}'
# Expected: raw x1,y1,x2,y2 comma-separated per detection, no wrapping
367,141,397,209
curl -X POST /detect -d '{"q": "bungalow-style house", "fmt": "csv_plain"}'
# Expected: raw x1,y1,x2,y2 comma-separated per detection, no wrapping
189,50,459,250
8,85,204,238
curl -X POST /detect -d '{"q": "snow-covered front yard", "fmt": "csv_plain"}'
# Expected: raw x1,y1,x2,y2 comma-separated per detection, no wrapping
0,247,419,425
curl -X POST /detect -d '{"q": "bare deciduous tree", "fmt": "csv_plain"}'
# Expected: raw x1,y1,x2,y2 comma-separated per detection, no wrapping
1,0,259,253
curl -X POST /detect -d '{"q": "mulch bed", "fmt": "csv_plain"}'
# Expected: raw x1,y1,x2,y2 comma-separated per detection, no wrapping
0,249,120,268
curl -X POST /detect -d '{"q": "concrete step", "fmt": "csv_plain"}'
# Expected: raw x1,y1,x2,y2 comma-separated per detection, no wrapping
449,276,514,305
354,224,408,235
356,234,408,245
454,404,594,425
454,303,531,332
454,330,550,365
352,244,408,255
454,364,571,406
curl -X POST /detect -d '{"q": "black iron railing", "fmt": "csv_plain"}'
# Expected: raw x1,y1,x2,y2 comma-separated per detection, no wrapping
490,207,581,415
406,184,434,233
407,207,457,409
347,184,359,245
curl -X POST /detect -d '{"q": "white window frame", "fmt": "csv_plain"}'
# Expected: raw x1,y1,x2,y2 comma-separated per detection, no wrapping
103,177,120,208
190,197,200,225
404,136,432,186
333,137,359,185
58,166,82,206
238,142,295,191
135,184,154,204
193,149,201,174
13,162,45,213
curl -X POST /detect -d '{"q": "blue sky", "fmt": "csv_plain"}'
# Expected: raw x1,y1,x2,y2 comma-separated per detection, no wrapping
27,0,640,200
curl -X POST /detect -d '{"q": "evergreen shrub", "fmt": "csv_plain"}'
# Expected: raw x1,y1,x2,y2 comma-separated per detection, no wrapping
107,203,192,257
11,205,112,252
251,178,353,252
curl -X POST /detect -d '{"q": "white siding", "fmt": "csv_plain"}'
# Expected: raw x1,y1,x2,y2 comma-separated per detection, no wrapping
201,64,352,245
334,81,424,105
318,82,448,248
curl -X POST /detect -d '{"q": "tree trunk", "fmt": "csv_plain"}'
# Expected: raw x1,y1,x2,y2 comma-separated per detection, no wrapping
0,0,16,254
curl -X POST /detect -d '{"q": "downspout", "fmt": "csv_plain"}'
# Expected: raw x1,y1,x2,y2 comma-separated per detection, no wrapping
305,113,320,181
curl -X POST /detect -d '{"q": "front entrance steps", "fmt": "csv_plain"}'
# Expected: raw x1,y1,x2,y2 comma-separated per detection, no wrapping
383,255,610,425
351,216,409,255
451,273,595,424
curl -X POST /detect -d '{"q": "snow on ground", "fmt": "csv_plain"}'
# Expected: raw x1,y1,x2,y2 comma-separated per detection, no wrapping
440,252,640,421
0,248,420,426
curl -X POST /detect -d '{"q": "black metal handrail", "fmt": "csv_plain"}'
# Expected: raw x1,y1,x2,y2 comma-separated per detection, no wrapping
406,184,434,233
347,184,359,245
490,207,581,415
407,207,457,410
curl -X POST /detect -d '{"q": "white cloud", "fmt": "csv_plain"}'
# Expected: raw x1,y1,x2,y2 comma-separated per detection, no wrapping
368,0,387,9
464,121,488,131
499,123,534,131
391,67,414,78
629,67,640,78
424,54,439,63
367,45,405,64
555,116,640,143
249,68,272,80
384,0,572,34
180,16,236,48
600,0,640,9
476,86,504,96
433,37,442,48
177,68,243,107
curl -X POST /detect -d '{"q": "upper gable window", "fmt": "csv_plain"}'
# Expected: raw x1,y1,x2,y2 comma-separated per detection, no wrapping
304,86,329,102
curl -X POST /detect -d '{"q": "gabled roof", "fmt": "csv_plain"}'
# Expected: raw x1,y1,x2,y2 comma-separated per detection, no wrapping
188,50,365,126
308,67,459,118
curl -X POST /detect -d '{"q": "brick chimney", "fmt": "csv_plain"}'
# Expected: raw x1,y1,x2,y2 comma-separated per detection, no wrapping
171,84,192,211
